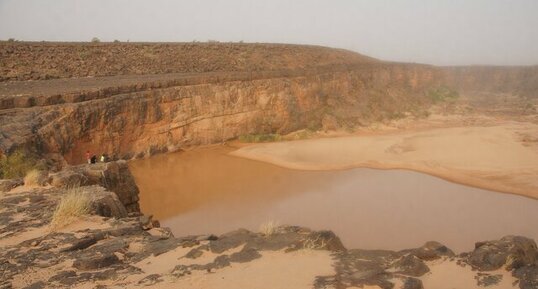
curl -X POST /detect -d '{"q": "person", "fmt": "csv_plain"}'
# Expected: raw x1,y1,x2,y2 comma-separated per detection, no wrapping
100,154,106,163
90,155,97,164
86,150,91,164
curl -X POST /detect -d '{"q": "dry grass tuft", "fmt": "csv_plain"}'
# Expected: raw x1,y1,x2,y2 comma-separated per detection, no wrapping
49,186,91,231
303,235,328,250
24,169,43,186
259,220,279,236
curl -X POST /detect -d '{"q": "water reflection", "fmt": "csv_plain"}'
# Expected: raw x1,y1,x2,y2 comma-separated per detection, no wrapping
130,146,538,252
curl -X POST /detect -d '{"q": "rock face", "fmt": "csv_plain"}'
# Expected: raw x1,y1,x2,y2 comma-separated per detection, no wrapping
0,64,446,164
85,185,128,218
1,43,536,165
467,235,538,271
0,178,23,192
50,160,140,213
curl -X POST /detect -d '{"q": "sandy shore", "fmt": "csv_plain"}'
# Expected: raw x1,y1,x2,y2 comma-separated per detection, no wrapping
231,121,538,199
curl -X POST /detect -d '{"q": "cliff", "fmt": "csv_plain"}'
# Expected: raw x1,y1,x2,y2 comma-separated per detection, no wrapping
0,42,537,165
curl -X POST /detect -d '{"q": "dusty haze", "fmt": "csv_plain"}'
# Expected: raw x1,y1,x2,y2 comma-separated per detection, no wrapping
0,0,537,66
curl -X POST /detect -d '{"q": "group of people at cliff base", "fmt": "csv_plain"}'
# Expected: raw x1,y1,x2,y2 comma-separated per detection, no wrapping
86,150,109,164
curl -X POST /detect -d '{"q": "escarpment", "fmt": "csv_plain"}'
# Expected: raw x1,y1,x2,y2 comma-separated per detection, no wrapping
0,42,537,165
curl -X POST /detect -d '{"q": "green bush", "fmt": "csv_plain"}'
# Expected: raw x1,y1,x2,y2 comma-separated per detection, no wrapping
238,134,281,143
427,86,459,103
0,149,44,179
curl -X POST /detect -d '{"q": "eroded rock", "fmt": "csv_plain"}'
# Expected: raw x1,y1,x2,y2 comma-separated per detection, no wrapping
401,241,455,261
391,255,430,277
513,265,538,289
49,161,141,213
81,185,129,218
73,253,120,270
50,169,89,188
467,236,538,271
403,277,424,289
0,178,23,192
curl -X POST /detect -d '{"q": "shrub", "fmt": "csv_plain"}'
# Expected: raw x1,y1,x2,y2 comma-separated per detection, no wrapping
303,235,327,250
238,133,281,143
113,39,120,43
91,37,100,43
49,186,91,231
427,86,459,103
259,221,279,236
24,169,44,186
0,148,43,179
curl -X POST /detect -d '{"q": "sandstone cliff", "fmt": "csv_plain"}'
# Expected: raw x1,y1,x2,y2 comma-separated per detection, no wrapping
0,42,537,165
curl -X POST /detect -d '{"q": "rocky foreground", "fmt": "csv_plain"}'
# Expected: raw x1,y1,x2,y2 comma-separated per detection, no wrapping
0,162,537,289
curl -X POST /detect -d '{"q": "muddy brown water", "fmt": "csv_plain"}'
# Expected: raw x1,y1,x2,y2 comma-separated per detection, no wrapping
130,146,538,252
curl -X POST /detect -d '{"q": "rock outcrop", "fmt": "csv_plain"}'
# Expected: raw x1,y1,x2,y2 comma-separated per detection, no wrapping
49,160,140,213
1,179,537,289
466,236,538,271
86,185,128,219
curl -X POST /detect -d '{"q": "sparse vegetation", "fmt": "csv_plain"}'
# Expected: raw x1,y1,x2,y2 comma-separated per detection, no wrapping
238,133,281,143
8,38,16,42
285,129,317,140
303,235,328,250
49,186,91,231
24,169,44,186
91,37,100,43
113,39,120,43
0,148,44,179
259,221,279,236
427,86,459,103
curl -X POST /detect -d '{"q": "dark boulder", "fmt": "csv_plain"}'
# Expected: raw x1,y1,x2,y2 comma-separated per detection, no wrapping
467,236,538,271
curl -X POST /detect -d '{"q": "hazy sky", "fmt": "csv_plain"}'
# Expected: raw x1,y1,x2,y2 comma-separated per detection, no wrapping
1,0,537,66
